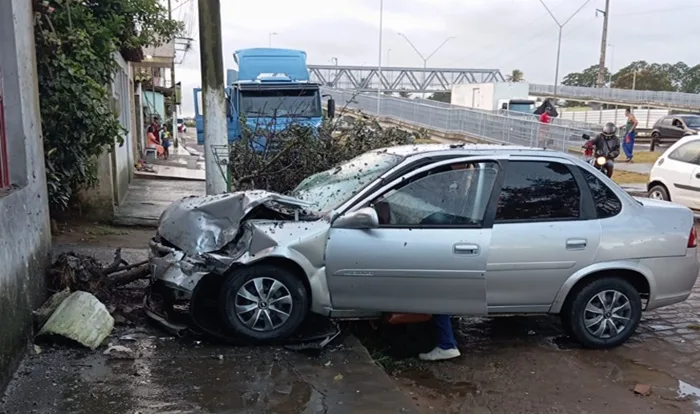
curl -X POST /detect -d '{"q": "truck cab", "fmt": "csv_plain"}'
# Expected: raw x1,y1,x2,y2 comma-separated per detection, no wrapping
193,48,328,147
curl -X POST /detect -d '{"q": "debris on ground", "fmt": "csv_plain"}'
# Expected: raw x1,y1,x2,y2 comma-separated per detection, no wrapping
633,383,652,396
36,291,115,349
33,288,72,330
46,248,149,302
103,344,136,360
135,159,156,172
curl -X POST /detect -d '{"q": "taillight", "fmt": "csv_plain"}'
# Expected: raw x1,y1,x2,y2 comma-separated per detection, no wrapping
688,227,697,248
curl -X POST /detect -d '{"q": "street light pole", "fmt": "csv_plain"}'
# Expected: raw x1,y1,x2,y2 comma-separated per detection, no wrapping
268,32,278,47
398,33,455,98
377,0,383,115
539,0,591,99
607,43,615,86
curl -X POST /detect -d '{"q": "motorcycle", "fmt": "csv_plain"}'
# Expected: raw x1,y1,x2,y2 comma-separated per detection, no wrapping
581,134,613,178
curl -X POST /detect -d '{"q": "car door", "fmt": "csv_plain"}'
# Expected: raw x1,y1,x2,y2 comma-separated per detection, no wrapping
671,118,687,139
485,159,601,313
662,139,700,207
659,117,673,138
325,157,502,315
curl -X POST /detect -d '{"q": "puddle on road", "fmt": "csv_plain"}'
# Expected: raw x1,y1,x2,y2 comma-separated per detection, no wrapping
678,380,700,413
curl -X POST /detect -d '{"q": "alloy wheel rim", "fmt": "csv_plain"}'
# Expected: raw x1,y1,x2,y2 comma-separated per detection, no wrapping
234,277,293,332
583,290,632,339
649,190,664,200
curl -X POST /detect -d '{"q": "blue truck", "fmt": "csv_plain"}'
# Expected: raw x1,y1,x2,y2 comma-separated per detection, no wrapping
193,48,334,146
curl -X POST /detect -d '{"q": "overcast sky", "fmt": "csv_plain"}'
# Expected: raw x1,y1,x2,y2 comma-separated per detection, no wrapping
172,0,699,116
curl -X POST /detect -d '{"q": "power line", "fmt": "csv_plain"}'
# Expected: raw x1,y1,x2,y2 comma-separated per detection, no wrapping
615,4,700,17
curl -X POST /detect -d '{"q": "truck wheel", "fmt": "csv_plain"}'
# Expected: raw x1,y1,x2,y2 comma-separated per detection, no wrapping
563,277,642,349
219,265,309,342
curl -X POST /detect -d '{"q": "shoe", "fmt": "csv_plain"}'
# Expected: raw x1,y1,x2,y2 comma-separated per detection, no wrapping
418,347,460,361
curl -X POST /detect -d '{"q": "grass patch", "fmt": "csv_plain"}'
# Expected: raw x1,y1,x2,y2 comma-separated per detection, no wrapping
84,225,130,236
612,170,649,185
629,151,661,164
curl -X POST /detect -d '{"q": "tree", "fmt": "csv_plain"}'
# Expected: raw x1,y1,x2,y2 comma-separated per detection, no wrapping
562,64,609,87
427,92,451,103
34,0,182,210
398,89,411,98
612,61,673,91
681,65,700,94
506,69,524,82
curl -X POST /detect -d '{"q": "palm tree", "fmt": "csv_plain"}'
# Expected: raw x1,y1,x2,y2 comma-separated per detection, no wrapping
506,69,524,83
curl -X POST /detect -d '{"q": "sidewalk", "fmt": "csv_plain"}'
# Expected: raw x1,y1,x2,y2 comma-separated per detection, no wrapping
134,163,205,181
114,178,205,226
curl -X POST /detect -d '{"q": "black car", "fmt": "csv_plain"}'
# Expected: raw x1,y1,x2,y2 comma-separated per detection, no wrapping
650,114,700,150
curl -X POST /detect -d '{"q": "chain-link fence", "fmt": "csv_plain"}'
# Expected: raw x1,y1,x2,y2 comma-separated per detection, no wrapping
530,84,700,110
322,88,599,152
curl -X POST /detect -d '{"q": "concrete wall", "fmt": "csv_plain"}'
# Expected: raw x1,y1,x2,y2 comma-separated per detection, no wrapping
0,0,52,392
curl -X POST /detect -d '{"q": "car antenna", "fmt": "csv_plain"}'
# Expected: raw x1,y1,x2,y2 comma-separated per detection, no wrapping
449,143,466,148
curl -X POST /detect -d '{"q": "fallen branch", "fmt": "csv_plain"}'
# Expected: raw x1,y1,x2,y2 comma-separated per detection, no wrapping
108,263,150,287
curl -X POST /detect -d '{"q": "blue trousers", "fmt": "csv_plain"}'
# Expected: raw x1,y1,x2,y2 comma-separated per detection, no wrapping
623,130,636,159
434,314,458,350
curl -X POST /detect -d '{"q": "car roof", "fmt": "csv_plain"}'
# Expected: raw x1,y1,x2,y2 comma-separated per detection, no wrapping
377,143,578,162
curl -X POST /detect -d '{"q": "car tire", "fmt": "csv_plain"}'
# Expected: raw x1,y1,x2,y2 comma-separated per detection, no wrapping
219,265,309,342
564,277,642,349
648,184,670,201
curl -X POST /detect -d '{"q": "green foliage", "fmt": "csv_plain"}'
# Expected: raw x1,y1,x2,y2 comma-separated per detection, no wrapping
33,0,182,210
506,69,524,83
427,91,451,103
227,116,424,194
563,61,700,93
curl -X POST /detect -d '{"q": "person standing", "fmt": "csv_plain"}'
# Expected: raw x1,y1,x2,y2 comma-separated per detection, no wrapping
623,108,638,162
418,315,460,361
537,106,552,147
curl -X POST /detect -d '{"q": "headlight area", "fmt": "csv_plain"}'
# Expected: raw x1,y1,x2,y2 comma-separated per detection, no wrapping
145,226,255,337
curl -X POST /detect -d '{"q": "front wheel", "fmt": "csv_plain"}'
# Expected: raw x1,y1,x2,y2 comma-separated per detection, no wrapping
563,277,642,349
219,265,309,342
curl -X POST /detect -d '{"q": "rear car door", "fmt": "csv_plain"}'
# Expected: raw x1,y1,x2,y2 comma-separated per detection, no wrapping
485,159,601,313
661,139,700,208
325,157,502,315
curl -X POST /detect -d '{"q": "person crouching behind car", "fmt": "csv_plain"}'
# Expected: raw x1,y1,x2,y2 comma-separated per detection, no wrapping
417,162,466,361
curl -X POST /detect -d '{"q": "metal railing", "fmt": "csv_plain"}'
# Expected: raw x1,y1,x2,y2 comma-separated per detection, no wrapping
323,88,598,152
530,84,700,110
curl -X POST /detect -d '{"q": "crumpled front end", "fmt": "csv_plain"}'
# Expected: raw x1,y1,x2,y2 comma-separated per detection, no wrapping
145,190,331,338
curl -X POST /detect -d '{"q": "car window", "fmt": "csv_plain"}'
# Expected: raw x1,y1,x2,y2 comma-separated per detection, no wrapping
668,140,700,164
672,118,684,128
496,161,580,221
661,118,672,126
579,168,622,218
373,161,499,227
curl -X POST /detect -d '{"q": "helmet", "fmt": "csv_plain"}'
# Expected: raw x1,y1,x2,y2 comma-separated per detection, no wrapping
602,122,617,137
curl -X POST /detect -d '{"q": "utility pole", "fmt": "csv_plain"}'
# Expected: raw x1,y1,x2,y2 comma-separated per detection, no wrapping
376,0,383,115
398,33,455,99
198,0,228,194
595,0,610,88
168,0,178,148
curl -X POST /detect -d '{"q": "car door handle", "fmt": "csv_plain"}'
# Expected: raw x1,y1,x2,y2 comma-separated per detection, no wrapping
454,243,479,255
566,238,587,250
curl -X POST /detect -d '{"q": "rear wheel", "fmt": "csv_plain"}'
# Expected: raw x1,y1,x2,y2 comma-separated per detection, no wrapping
219,265,309,342
563,277,642,349
648,184,670,201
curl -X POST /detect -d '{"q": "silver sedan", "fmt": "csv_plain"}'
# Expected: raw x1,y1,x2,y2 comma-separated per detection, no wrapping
148,144,699,348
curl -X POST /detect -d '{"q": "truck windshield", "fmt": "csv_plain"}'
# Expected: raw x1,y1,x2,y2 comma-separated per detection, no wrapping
292,151,404,212
509,102,534,113
240,89,321,118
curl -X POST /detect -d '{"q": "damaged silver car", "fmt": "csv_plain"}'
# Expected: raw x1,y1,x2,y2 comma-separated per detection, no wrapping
148,144,700,348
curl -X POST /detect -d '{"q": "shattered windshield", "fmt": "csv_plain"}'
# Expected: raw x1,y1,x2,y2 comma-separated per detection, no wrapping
292,151,404,212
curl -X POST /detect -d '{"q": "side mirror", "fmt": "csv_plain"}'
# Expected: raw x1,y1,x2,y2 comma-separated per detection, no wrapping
332,207,379,229
327,98,336,119
500,102,508,110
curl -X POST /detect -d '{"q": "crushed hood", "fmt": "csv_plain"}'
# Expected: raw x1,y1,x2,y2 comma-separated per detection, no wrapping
158,190,312,255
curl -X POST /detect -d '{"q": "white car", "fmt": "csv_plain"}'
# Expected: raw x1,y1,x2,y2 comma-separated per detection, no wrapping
648,134,700,210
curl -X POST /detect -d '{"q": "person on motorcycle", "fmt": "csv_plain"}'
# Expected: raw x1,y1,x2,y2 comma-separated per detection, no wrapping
587,122,620,177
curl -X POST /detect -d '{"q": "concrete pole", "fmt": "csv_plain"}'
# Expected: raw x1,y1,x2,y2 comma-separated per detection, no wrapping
198,0,227,194
168,0,178,148
595,0,610,88
553,27,562,99
376,0,383,115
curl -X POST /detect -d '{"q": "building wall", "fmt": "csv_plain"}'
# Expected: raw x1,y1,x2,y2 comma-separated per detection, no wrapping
143,90,165,120
0,0,52,392
112,53,132,206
